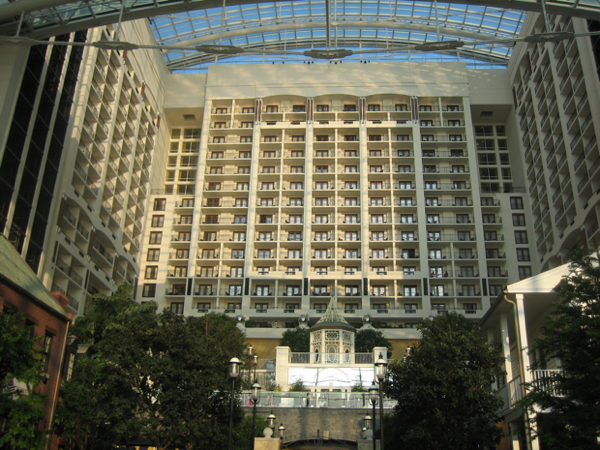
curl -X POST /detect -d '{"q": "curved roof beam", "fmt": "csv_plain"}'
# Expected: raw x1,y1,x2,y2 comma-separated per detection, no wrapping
159,20,512,48
0,0,598,39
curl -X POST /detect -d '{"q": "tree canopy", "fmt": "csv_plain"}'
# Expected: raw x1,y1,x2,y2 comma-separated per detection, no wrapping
53,285,248,450
354,327,393,356
279,326,310,352
0,312,46,450
385,312,504,450
521,249,600,449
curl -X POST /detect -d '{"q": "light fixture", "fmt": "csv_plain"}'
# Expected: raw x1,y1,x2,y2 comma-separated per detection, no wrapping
278,423,285,440
375,353,388,381
229,357,241,378
267,410,276,429
364,414,372,429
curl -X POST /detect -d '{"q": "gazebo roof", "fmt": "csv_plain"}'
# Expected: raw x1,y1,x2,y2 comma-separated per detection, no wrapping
310,297,356,332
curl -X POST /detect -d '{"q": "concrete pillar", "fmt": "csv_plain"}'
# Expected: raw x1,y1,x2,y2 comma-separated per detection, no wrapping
275,346,290,390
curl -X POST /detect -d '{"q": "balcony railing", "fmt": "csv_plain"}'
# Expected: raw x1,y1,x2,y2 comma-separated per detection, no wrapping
290,352,374,364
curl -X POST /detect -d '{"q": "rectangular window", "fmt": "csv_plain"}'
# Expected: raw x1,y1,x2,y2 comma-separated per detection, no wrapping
314,232,328,241
289,198,303,206
232,232,246,241
371,214,385,224
315,198,329,206
510,197,524,209
233,215,247,224
145,266,158,279
512,214,526,226
517,248,530,261
257,249,272,259
151,215,164,227
291,150,304,157
240,136,252,143
315,182,329,190
242,107,254,113
400,214,414,224
345,165,358,173
261,182,274,190
239,151,251,159
147,249,160,261
344,182,358,189
230,267,243,277
317,105,329,112
265,105,279,113
370,198,384,206
240,122,253,128
314,214,329,224
204,215,219,224
153,198,166,211
213,136,225,143
288,232,302,241
149,232,162,244
210,152,223,159
207,182,221,191
236,182,249,190
515,231,528,244
518,266,532,280
170,303,184,315
258,231,273,241
289,215,302,224
287,250,301,259
235,198,248,207
290,165,304,173
142,284,156,297
260,198,274,206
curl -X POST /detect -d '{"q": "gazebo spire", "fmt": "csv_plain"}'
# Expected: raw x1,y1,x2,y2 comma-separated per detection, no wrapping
315,297,351,326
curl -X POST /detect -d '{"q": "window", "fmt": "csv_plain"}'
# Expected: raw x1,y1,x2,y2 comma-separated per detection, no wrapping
153,198,166,211
210,152,223,159
316,135,329,142
431,285,445,296
147,249,160,261
345,214,358,224
260,198,274,206
257,231,272,241
458,231,472,241
215,107,228,114
290,182,304,190
448,120,461,126
233,215,247,224
171,303,184,315
265,105,278,113
459,249,474,259
262,166,276,173
344,104,357,111
397,135,410,141
345,231,359,241
257,249,272,259
482,214,496,224
512,214,526,226
206,198,220,207
451,149,464,157
372,286,387,297
261,182,274,190
203,232,216,242
422,135,434,141
449,134,463,141
370,197,384,206
400,214,414,224
204,215,219,224
207,182,221,191
145,266,158,279
453,181,467,189
489,285,503,296
235,198,248,207
315,150,329,157
289,214,302,224
242,107,254,113
287,250,301,259
371,231,385,241
423,165,437,174
368,104,381,111
518,266,532,280
288,232,302,241
420,120,433,127
230,267,243,277
369,181,383,189
149,232,162,244
345,150,358,157
344,182,358,189
237,182,249,190
289,198,303,206
290,165,304,173
240,121,253,128
314,249,328,259
401,231,415,241
213,136,225,143
142,284,156,297
424,181,438,190
484,231,497,241
151,215,164,227
240,136,252,143
404,286,418,296
369,135,382,141
372,249,386,259
396,104,408,111
314,232,328,241
428,231,441,241
232,232,246,241
345,135,358,142
452,165,466,173
263,136,278,143
427,214,440,224
370,165,383,173
371,214,385,223
424,198,438,207
259,215,273,224
239,151,251,158
315,198,329,206
345,249,359,259
286,285,301,296
510,197,524,209
344,198,358,206
293,105,305,112
517,248,530,261
315,182,329,190
345,165,358,173
231,249,244,259
214,122,226,128
229,285,243,296
403,267,416,275
515,231,528,244
398,182,413,189
317,105,329,112
429,249,443,259
314,214,329,224
291,150,304,157
177,231,191,242
456,214,470,224
173,266,188,277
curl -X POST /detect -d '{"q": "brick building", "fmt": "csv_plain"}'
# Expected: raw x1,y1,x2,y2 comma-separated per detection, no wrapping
0,233,71,449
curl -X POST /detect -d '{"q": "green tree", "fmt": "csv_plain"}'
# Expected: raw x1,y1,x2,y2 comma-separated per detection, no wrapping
53,286,247,450
354,327,393,356
385,312,504,450
279,326,310,352
0,312,47,450
521,249,600,449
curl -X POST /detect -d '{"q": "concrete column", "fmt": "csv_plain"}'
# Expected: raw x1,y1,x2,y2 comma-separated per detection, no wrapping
515,294,533,383
275,346,290,390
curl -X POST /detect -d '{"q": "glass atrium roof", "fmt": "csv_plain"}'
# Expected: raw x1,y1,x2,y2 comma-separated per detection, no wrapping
0,0,597,72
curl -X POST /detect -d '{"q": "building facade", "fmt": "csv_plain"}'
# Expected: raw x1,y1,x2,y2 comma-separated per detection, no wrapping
0,12,599,348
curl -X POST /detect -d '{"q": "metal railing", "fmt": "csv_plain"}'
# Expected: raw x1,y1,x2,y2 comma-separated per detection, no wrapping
290,352,374,364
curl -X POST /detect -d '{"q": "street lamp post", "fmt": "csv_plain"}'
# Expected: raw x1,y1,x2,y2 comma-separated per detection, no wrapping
375,353,388,450
368,381,378,450
228,357,241,450
267,410,276,430
250,381,261,450
278,423,285,441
